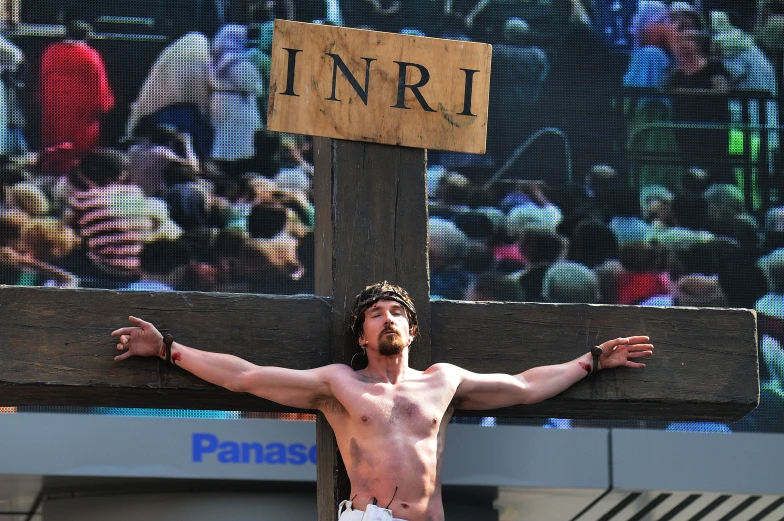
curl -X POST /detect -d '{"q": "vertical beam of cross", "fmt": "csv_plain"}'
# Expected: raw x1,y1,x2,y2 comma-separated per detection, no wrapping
313,138,431,521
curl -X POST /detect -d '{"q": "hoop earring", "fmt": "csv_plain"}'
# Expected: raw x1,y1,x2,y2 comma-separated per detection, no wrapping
350,346,367,369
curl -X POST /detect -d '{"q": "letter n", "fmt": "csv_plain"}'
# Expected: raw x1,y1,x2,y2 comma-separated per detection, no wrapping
325,54,376,105
242,442,265,464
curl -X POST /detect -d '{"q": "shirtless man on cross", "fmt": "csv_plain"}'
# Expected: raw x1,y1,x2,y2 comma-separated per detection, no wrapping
113,281,654,521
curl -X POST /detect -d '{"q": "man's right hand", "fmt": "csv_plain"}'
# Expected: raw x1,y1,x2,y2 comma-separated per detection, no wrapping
112,316,164,361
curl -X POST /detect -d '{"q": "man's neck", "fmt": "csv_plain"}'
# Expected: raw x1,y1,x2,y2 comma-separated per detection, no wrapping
363,350,411,384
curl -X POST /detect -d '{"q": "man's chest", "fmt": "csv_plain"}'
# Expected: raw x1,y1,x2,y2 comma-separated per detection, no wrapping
334,381,454,434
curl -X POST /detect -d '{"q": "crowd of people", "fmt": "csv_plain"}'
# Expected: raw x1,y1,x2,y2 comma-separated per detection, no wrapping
0,19,315,295
0,0,783,431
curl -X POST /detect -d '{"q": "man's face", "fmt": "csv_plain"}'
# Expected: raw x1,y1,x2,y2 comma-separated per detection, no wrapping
359,299,413,356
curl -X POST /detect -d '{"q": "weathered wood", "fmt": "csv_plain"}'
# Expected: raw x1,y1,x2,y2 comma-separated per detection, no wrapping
316,414,350,521
432,301,759,421
313,139,431,521
313,137,350,521
0,286,758,421
329,140,431,369
267,21,491,154
0,287,332,410
313,136,333,299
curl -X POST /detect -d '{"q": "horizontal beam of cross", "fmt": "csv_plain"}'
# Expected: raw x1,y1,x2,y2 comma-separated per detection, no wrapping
0,287,758,421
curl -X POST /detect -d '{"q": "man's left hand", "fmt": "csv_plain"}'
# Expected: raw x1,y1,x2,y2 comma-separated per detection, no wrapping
598,336,653,370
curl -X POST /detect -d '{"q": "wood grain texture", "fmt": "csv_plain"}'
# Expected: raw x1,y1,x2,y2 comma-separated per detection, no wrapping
313,137,344,521
316,414,350,521
0,286,759,421
329,140,431,370
0,287,331,409
432,301,759,421
267,20,491,153
313,136,333,298
315,140,431,521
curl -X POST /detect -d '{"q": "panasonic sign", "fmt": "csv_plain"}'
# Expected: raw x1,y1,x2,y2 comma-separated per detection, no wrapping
192,433,318,465
0,414,614,487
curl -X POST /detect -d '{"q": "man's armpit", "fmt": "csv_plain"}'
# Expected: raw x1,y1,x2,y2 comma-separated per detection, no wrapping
310,393,347,415
449,396,466,410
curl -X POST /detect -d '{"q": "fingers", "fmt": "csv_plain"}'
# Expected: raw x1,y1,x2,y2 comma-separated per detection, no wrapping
603,336,652,349
113,317,149,337
626,350,654,358
128,316,148,328
114,350,133,361
602,337,627,349
625,343,653,352
625,361,646,369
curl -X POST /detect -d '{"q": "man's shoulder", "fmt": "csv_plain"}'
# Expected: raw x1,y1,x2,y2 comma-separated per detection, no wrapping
423,363,466,379
310,364,357,415
324,363,355,372
320,363,358,378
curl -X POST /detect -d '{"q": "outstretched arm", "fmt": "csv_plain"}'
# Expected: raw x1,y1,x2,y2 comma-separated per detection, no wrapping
112,316,335,410
452,336,653,410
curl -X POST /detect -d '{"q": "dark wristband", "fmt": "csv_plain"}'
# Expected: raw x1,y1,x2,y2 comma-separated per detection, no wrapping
163,334,174,365
590,345,603,375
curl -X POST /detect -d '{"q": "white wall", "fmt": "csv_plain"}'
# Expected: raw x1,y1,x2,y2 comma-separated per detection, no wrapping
44,492,316,521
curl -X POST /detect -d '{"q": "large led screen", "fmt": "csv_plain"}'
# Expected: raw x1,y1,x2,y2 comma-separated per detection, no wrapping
0,0,780,433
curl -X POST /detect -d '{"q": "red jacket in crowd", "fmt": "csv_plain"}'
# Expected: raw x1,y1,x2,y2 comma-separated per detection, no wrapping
40,40,114,175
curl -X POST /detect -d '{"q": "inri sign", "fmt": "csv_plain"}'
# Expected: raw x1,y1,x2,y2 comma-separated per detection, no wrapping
266,20,492,154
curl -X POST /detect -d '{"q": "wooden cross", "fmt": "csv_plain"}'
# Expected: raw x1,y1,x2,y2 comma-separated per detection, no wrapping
0,21,759,521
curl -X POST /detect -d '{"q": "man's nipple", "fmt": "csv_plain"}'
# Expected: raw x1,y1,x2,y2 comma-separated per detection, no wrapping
362,415,368,422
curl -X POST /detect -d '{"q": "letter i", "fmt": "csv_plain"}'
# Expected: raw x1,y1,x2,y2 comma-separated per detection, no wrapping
281,48,303,97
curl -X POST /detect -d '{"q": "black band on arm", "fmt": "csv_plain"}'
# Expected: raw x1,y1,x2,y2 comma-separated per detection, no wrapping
590,346,603,375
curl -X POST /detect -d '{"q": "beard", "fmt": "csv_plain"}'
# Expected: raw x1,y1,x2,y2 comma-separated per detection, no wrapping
378,330,407,356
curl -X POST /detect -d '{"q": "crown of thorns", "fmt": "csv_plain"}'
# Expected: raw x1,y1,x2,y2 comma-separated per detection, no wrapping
350,281,418,337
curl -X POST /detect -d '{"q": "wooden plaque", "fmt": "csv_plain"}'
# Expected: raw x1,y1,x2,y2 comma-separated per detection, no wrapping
266,20,492,154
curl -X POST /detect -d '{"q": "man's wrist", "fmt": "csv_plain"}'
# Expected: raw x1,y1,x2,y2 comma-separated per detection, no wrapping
161,334,174,363
590,346,603,374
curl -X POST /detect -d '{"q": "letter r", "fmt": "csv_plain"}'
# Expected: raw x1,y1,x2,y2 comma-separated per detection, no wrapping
391,61,436,112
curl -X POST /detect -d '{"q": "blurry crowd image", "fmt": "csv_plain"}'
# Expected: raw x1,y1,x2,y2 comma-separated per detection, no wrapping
0,0,782,432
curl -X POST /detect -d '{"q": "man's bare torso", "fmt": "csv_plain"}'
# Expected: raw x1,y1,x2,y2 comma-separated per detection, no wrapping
113,290,652,520
316,364,458,521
